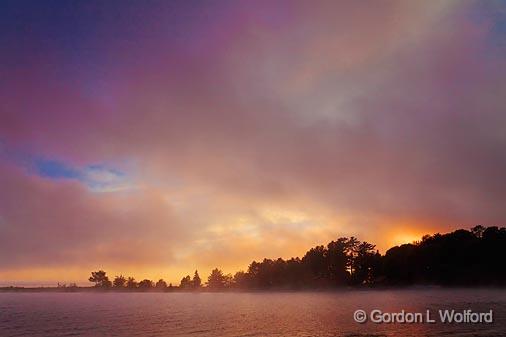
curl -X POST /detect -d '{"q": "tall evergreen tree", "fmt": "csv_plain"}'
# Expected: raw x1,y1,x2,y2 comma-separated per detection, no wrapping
193,270,202,289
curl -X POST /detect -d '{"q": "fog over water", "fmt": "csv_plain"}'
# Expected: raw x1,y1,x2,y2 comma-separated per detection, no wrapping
1,289,505,337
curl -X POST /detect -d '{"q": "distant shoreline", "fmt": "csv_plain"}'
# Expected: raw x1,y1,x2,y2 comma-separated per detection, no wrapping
4,226,506,291
1,285,505,293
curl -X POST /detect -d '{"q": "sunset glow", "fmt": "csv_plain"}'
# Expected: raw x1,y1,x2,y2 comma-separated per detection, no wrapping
1,0,506,286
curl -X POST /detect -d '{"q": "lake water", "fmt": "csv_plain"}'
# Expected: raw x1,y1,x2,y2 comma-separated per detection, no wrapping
1,289,505,337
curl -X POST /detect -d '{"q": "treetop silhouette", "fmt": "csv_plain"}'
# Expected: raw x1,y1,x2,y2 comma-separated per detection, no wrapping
88,226,506,291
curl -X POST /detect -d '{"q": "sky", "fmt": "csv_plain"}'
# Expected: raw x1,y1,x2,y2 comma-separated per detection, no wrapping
1,0,506,286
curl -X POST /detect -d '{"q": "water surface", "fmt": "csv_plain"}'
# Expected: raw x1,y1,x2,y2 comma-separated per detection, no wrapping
1,289,505,337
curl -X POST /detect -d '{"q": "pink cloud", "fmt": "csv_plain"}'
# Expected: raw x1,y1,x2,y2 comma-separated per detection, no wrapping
1,1,505,283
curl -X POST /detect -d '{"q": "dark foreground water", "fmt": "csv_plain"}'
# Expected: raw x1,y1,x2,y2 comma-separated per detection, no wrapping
1,289,505,337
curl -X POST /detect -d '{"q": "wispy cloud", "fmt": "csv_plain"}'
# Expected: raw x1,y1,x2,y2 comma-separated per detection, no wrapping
29,156,134,192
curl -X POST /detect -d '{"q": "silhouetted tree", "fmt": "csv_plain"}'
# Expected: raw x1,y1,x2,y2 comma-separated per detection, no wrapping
346,237,360,275
327,238,352,285
126,277,138,289
138,279,154,290
350,241,377,285
82,226,506,291
379,227,506,286
224,273,233,287
383,243,417,285
207,268,230,289
180,275,192,289
89,270,112,288
113,275,127,288
302,245,327,282
155,279,168,290
284,257,310,288
471,225,486,239
233,271,250,288
192,270,201,289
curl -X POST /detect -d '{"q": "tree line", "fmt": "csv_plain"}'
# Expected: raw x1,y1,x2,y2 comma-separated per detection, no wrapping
88,226,506,290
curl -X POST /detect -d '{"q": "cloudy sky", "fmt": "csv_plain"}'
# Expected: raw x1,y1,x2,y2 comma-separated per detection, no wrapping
1,0,505,285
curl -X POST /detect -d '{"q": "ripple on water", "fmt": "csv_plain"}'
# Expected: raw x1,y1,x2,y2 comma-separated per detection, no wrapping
0,290,505,337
